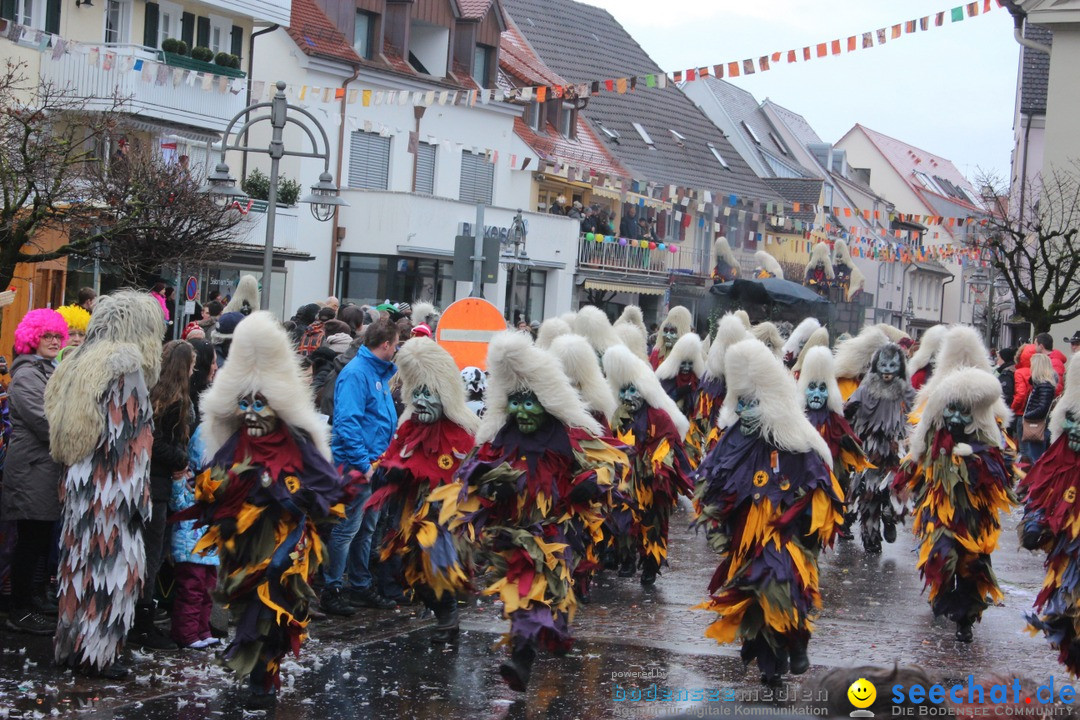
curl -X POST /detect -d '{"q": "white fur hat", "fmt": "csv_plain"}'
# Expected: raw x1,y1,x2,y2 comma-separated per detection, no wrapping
833,326,889,380
908,366,1005,459
613,322,649,361
752,321,784,359
792,326,830,374
573,305,620,356
797,345,843,414
714,236,738,267
395,337,478,434
908,324,947,376
559,311,577,327
833,239,853,266
549,334,617,421
805,242,835,279
603,344,690,438
874,323,910,344
222,274,260,316
1050,353,1080,442
754,250,784,279
719,339,832,467
536,317,572,350
411,301,440,327
661,305,693,337
656,332,704,380
201,311,330,459
734,309,752,330
476,331,601,445
782,318,822,364
704,313,751,381
847,264,866,300
915,325,1009,425
614,305,648,338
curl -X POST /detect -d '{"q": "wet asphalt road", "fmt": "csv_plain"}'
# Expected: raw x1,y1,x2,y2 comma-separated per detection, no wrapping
0,499,1067,719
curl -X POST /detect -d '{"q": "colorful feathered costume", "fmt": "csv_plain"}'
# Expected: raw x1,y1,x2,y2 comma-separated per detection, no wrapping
694,314,750,456
845,343,914,554
798,346,870,538
365,337,478,641
833,326,889,403
649,306,693,370
893,367,1015,642
46,291,165,675
1021,353,1080,671
604,344,693,584
694,338,844,685
448,332,626,692
187,312,347,705
712,236,739,283
656,332,706,468
803,243,834,299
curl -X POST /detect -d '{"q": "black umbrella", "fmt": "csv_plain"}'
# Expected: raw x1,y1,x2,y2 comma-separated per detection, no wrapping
711,277,830,307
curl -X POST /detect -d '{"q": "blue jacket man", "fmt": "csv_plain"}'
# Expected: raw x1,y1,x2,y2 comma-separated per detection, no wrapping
321,318,400,614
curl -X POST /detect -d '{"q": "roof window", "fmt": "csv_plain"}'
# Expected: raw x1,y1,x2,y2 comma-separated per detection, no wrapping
708,143,730,170
742,120,762,145
632,122,655,148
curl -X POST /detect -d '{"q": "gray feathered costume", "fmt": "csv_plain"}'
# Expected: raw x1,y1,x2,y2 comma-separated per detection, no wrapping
46,291,165,674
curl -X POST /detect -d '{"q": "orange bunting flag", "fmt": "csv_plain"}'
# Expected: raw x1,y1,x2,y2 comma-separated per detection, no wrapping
831,39,841,54
788,49,798,63
604,79,614,92
728,61,740,77
817,42,828,57
671,72,681,84
905,20,917,33
935,11,945,25
967,2,979,16
537,86,547,102
891,24,902,38
848,36,857,51
793,202,801,213
772,51,782,63
803,46,812,60
615,78,627,93
714,64,724,78
759,56,770,71
983,0,992,10
685,69,696,82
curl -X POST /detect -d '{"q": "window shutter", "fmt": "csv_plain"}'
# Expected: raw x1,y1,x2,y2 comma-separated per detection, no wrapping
196,16,210,48
230,25,243,58
459,151,493,205
415,143,435,195
143,3,160,48
0,0,16,21
348,132,391,190
181,12,194,46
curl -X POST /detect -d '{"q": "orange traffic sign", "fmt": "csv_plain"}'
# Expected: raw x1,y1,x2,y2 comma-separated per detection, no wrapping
435,297,507,371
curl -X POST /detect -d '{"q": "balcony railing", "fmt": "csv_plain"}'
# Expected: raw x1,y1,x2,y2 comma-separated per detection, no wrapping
40,44,247,133
577,236,670,277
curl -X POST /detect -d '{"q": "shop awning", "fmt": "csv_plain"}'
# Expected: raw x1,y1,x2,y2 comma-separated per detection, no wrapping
583,279,666,296
590,186,623,203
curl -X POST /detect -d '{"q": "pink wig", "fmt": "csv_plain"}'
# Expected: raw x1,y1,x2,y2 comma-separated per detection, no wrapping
14,308,69,355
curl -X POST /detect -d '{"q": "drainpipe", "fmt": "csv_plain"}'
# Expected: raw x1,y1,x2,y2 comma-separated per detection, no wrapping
939,273,955,323
329,63,362,296
1018,113,1033,226
241,23,280,181
1001,1,1052,53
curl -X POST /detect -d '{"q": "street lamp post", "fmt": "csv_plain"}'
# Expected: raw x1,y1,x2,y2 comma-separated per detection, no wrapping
503,210,532,326
201,81,347,311
903,294,915,333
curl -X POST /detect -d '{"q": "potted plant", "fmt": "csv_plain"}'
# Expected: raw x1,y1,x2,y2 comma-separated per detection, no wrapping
213,52,232,66
241,169,303,207
161,38,180,53
191,46,214,62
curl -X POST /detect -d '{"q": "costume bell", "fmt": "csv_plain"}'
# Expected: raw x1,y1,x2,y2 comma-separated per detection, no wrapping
365,337,478,643
47,291,165,678
185,312,348,707
694,339,844,686
845,342,913,554
448,332,626,692
603,344,693,585
1021,353,1080,671
893,367,1015,642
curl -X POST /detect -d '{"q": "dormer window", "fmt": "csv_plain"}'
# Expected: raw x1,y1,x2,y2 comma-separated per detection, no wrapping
597,121,620,143
473,44,493,87
559,102,577,139
409,20,449,77
524,101,544,133
354,11,375,60
632,122,654,148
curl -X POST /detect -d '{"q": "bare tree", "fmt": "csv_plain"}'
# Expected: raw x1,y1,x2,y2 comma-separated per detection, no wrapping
977,165,1080,335
0,60,241,310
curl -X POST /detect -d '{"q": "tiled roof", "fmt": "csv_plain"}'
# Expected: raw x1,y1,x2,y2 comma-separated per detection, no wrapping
499,15,560,87
761,100,822,149
849,124,982,213
456,0,494,20
286,0,361,65
763,178,821,223
1019,24,1052,115
501,0,781,202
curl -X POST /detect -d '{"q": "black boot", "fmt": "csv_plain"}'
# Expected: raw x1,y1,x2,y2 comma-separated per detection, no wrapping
498,642,536,692
955,618,974,643
33,586,59,616
574,575,591,604
430,598,459,644
640,556,659,586
883,517,897,544
789,638,810,675
128,603,178,651
618,556,636,578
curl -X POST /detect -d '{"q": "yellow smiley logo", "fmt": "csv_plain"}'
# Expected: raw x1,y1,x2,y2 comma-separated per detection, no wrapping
848,678,876,709
284,475,300,494
753,471,769,487
1066,487,1077,504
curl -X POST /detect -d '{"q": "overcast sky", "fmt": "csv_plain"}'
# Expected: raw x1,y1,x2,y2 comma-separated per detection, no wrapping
577,0,1020,183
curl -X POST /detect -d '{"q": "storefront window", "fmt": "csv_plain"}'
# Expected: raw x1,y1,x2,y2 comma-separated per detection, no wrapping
504,268,546,324
336,253,454,309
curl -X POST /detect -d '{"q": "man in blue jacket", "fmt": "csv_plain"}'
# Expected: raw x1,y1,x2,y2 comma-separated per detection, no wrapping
322,318,400,615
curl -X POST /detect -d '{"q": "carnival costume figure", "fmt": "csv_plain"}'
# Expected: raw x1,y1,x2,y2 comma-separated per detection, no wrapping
447,332,627,691
694,339,844,686
908,324,946,392
649,306,692,370
1020,353,1080,671
613,305,650,362
754,251,784,280
832,239,864,300
798,346,871,540
833,327,889,403
713,237,740,283
603,345,693,584
845,343,914,554
46,291,164,679
782,318,822,370
185,312,348,707
656,332,706,468
893,367,1014,642
803,243,834,298
791,327,830,381
363,337,478,642
695,314,751,456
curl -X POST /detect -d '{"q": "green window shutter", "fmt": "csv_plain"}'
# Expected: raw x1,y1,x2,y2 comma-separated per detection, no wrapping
180,12,194,46
143,3,159,48
44,0,60,34
0,0,17,22
196,16,210,48
230,25,242,58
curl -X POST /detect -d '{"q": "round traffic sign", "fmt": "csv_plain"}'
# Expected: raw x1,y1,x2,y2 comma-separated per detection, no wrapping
434,297,506,371
185,276,198,302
